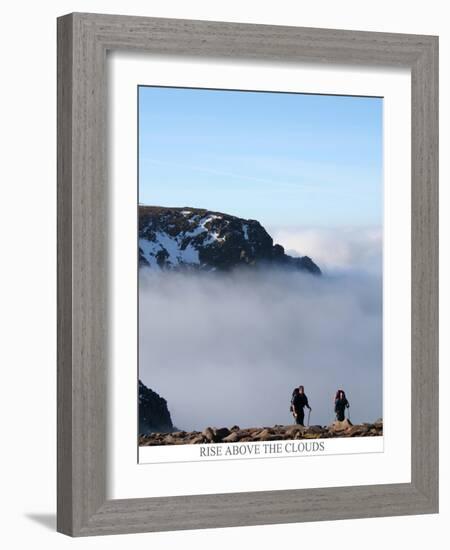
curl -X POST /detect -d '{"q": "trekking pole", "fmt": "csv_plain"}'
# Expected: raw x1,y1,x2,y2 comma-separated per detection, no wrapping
307,408,311,427
347,404,351,422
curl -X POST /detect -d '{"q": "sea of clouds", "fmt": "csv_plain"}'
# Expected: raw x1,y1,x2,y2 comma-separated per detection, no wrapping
270,225,382,275
139,227,383,431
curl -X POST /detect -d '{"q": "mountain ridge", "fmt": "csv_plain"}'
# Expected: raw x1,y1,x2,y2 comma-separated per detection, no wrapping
139,205,321,274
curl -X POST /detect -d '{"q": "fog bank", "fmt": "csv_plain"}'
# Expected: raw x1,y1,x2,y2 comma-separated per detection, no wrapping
139,267,382,431
270,226,382,275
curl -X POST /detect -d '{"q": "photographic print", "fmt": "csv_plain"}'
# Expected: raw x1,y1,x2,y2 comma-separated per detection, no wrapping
137,86,383,462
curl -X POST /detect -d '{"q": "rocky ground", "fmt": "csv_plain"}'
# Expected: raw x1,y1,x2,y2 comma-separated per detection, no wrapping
139,419,383,446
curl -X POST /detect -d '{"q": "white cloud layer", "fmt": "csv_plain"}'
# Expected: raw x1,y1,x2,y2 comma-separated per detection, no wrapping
139,228,383,431
270,226,382,275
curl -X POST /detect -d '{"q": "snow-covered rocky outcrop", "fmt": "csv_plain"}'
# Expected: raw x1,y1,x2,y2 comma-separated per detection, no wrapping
139,206,321,274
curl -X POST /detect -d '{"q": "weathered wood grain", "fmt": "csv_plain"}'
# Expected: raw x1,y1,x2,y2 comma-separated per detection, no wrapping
57,12,438,536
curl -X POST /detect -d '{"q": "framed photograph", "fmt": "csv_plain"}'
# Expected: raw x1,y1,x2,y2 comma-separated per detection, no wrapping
57,13,438,536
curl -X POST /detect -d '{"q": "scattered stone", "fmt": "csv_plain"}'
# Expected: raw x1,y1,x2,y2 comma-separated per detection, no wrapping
330,419,353,432
138,419,383,446
202,427,215,442
163,435,177,444
308,425,326,434
222,432,240,443
286,425,305,438
256,429,273,440
213,427,231,441
346,425,369,436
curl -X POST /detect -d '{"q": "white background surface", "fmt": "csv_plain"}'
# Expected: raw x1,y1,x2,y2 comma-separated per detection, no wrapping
0,0,447,548
109,55,409,493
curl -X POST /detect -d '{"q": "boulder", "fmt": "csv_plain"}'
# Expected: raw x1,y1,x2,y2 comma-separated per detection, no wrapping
329,419,353,432
256,429,273,440
222,432,240,443
213,427,231,441
286,425,305,438
307,425,326,434
346,425,368,437
202,427,215,442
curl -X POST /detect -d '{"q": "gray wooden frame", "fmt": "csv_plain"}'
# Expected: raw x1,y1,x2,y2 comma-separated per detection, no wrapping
57,12,438,537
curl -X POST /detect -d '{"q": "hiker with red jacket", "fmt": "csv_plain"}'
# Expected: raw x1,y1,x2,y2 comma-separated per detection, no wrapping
291,385,311,426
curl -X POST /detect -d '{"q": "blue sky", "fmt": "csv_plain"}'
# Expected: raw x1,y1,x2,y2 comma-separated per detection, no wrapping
139,86,382,228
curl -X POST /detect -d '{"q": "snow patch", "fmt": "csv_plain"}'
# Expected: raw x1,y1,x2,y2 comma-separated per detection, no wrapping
139,232,200,268
139,239,162,270
201,214,222,225
243,224,249,241
184,224,206,238
203,231,225,245
139,212,231,269
198,214,225,243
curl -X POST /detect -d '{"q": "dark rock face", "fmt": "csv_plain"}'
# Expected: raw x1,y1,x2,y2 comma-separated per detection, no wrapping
138,380,174,435
139,205,321,274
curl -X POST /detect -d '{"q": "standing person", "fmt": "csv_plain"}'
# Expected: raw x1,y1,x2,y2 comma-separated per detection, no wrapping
334,389,350,421
290,387,299,418
291,385,312,426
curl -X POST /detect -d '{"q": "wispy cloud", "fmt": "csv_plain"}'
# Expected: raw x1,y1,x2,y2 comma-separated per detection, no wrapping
141,157,317,191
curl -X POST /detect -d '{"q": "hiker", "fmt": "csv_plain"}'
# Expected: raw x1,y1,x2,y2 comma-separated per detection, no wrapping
290,388,299,416
291,385,312,426
334,389,350,422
